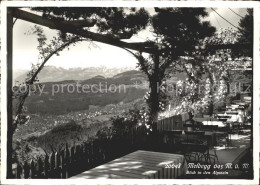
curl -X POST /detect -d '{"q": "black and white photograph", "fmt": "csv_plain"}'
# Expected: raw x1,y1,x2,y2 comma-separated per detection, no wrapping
0,1,259,184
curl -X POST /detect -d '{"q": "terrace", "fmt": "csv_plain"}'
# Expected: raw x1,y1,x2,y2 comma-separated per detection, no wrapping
11,94,252,179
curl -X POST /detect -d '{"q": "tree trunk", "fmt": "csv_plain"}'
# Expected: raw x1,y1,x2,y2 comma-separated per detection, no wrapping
150,80,159,131
149,54,160,132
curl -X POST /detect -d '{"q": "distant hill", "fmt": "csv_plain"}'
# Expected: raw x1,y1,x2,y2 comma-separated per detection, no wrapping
16,70,148,115
13,69,29,83
14,65,135,83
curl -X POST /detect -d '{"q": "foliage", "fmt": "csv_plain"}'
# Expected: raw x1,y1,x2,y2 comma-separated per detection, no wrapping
152,8,216,59
170,27,252,115
95,126,113,140
238,8,253,57
110,107,141,136
31,7,149,37
36,120,83,153
95,105,147,140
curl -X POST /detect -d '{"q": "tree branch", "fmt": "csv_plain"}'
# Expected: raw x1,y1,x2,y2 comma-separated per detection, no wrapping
13,37,87,130
27,37,85,84
122,48,152,79
12,8,157,54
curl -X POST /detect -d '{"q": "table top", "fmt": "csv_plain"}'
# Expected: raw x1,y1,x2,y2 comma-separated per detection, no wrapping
202,120,226,127
193,117,218,122
70,150,187,179
163,130,217,147
234,102,247,106
165,130,214,136
216,114,232,118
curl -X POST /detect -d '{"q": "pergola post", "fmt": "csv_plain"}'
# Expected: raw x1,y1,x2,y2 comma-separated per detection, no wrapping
7,7,14,178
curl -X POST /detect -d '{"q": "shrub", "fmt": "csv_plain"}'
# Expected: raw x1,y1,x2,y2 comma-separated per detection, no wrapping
37,120,83,152
110,108,141,137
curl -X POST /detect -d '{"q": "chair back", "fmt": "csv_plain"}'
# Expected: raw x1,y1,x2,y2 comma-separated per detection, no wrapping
184,130,205,136
171,130,183,135
200,125,218,131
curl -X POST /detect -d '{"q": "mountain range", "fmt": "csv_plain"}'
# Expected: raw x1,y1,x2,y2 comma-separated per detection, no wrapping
14,65,135,83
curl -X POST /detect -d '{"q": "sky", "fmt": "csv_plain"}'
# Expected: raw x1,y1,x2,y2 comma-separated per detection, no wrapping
13,8,248,70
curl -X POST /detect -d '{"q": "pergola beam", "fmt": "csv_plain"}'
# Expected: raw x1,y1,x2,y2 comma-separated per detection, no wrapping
12,8,158,54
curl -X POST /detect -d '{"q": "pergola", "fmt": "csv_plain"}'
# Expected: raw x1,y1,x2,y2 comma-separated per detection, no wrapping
6,7,252,178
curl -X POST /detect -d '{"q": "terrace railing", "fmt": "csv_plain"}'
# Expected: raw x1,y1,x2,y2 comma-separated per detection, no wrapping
157,113,191,132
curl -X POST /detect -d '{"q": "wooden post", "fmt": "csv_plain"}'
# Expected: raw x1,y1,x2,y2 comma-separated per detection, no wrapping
6,7,14,179
64,145,70,178
29,159,35,178
70,146,75,176
84,142,90,167
60,151,65,179
36,157,43,178
55,152,60,178
49,152,55,178
44,154,49,178
23,162,30,179
15,164,22,179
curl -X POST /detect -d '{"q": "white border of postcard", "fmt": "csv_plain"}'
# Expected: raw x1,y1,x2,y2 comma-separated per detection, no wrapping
1,1,259,184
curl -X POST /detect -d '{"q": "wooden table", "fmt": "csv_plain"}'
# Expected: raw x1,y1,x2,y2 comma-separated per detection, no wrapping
70,150,187,179
202,121,226,128
164,130,217,147
193,117,218,122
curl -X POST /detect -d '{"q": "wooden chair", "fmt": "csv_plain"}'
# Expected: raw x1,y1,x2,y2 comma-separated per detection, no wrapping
216,126,231,148
200,125,218,131
180,132,209,162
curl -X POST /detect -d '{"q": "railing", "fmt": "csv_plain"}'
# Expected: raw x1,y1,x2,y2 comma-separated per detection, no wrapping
12,125,147,179
157,113,191,132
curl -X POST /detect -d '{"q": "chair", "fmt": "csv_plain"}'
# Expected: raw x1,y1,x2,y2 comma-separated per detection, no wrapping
184,130,205,136
218,118,228,122
200,125,218,131
163,130,183,152
183,123,193,131
170,130,183,135
180,142,209,162
180,131,210,162
216,126,231,148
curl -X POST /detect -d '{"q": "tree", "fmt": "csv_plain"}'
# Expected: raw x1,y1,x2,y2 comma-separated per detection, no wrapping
31,7,150,39
238,8,253,57
129,8,216,130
